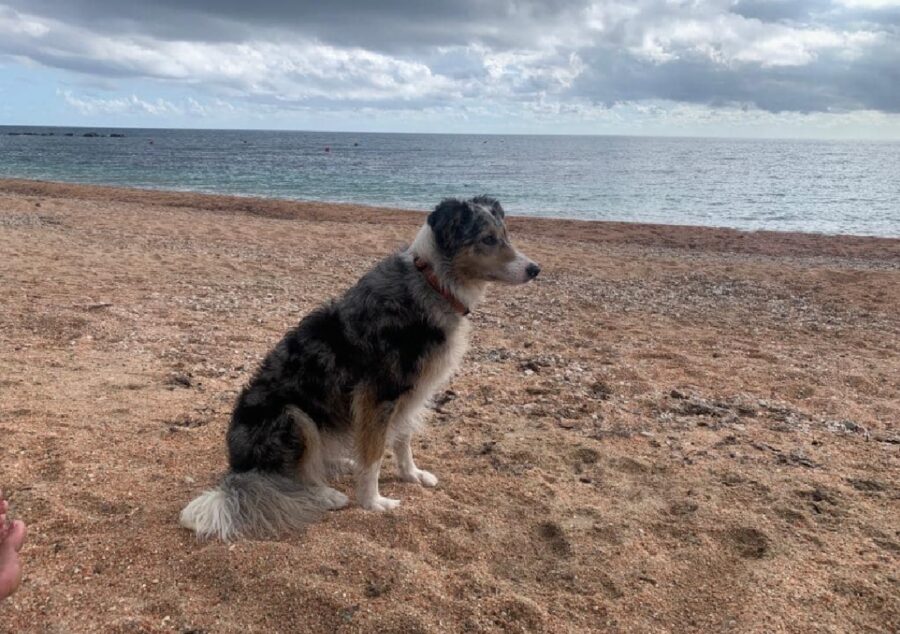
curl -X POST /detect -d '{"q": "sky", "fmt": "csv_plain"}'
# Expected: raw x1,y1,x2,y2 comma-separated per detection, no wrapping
1,0,899,138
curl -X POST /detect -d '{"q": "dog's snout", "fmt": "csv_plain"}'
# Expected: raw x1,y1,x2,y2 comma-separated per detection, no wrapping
526,263,541,279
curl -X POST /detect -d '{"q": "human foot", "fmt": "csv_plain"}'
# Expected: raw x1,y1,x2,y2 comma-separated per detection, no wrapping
0,490,27,601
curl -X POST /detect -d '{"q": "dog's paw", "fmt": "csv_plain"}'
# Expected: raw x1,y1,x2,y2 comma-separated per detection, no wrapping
402,468,438,487
318,487,349,510
359,495,401,512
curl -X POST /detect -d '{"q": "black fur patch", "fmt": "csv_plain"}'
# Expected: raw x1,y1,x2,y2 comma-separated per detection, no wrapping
428,198,480,255
428,196,506,256
471,195,505,219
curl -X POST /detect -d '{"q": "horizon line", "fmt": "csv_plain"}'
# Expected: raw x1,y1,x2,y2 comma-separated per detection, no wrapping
1,123,898,144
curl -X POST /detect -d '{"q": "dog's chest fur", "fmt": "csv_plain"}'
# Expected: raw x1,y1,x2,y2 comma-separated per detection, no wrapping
390,318,470,434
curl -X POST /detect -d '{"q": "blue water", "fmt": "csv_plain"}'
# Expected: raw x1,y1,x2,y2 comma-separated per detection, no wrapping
1,126,898,236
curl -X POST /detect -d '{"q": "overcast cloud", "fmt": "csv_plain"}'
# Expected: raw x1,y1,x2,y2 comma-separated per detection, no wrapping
0,1,898,135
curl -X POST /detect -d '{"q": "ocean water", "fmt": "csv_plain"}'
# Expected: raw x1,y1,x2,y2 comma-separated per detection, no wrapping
1,126,898,237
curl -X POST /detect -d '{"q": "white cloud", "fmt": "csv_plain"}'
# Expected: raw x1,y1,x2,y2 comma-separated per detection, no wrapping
58,89,241,118
629,12,881,68
59,90,179,116
834,0,900,8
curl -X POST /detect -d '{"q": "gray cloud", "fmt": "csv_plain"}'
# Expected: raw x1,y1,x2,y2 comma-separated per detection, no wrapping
1,0,898,114
4,0,593,49
731,0,832,24
572,39,900,112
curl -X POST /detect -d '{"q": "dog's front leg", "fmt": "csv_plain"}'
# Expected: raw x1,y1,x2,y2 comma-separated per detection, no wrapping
353,390,400,511
393,433,438,487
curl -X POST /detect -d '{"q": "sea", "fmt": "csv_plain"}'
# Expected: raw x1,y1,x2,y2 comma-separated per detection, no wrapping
1,126,898,237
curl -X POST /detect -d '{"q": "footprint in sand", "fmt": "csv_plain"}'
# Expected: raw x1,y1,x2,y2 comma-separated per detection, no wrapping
725,526,770,559
536,521,572,557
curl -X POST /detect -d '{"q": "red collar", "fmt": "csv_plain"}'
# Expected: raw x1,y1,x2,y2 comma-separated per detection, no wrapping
413,256,469,316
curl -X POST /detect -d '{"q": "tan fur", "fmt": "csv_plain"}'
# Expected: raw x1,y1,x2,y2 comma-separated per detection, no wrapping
352,385,391,468
447,216,521,285
289,406,325,484
453,243,516,281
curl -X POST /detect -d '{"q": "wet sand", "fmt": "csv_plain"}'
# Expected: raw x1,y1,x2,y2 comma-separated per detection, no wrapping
0,179,898,633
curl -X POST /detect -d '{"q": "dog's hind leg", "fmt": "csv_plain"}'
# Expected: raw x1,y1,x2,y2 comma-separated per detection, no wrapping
352,387,400,511
321,432,357,478
288,406,349,511
393,433,438,487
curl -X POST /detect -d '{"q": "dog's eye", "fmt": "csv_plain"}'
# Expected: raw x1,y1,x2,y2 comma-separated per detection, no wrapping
481,235,498,246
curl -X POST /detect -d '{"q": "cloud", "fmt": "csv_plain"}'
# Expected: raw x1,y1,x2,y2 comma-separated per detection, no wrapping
1,0,898,119
2,1,596,51
834,0,900,8
59,90,185,116
57,89,250,120
0,6,459,108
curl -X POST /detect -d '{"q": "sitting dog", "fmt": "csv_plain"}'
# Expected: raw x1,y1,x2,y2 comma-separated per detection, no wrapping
180,196,540,539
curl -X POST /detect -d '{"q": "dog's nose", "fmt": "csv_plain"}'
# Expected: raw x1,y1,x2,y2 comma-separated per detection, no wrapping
526,263,541,279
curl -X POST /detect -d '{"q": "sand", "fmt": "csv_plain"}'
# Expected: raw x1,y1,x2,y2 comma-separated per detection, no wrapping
0,178,897,633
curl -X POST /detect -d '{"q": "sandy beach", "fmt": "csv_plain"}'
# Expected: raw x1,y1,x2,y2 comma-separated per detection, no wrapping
0,178,898,633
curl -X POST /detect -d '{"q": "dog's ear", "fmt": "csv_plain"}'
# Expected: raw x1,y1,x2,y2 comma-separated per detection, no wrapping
428,198,475,253
471,195,504,220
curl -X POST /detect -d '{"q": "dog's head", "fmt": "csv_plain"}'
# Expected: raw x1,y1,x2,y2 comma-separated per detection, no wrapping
427,196,540,284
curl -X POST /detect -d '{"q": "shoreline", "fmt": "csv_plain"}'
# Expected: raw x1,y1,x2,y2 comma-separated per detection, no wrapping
2,178,898,261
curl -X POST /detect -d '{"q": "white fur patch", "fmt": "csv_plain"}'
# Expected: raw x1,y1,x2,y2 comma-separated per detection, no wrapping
356,463,400,511
313,486,349,510
179,488,236,540
497,251,538,284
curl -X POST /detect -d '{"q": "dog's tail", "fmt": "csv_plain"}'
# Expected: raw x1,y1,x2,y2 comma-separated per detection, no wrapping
179,471,324,541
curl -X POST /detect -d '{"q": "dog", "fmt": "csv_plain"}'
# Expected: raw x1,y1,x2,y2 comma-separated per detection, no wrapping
180,196,540,540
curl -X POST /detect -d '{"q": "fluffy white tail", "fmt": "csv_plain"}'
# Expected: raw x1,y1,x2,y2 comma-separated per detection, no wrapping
180,471,324,541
